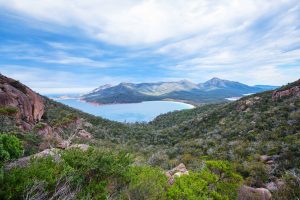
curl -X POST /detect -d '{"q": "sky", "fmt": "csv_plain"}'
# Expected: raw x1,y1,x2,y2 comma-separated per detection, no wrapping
0,0,300,94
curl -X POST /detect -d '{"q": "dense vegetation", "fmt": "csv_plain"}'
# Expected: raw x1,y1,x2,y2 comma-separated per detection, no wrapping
0,79,299,199
0,137,242,199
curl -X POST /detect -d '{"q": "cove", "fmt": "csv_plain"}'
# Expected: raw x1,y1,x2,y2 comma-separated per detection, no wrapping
56,99,194,123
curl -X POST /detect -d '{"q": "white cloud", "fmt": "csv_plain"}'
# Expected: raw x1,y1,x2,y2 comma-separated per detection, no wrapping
0,0,295,46
0,65,135,94
0,0,299,87
0,42,110,68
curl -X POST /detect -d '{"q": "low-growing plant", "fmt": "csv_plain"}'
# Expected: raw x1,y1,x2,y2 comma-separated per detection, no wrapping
0,106,18,116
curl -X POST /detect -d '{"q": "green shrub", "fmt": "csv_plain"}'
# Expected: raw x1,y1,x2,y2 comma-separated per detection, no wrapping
124,166,168,200
167,160,242,200
61,148,133,199
0,156,71,199
0,133,23,163
167,172,210,200
33,122,47,131
0,106,18,116
1,148,133,200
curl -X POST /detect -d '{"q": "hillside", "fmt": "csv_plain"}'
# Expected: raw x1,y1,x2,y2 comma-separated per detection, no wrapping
0,74,130,154
82,78,276,104
1,74,299,199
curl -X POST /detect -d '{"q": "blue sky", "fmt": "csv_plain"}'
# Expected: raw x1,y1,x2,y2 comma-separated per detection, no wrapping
0,0,300,94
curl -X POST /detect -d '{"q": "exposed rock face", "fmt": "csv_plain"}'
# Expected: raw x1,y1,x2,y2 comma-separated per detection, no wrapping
266,180,284,192
272,85,300,100
0,74,44,130
77,129,92,139
83,121,93,128
37,123,53,137
238,185,272,200
35,119,92,149
165,163,189,185
57,140,71,149
236,97,261,112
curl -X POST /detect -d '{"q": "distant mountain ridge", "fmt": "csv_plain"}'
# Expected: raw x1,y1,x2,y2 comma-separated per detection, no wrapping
82,78,277,104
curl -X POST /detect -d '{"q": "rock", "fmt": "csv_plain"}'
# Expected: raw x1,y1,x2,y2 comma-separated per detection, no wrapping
77,129,92,139
67,144,89,151
5,148,60,170
4,156,31,170
5,144,89,171
0,74,44,130
219,118,226,125
37,123,53,137
36,123,64,149
83,121,93,128
254,97,261,100
266,180,285,192
236,97,260,112
259,155,271,162
266,182,277,191
34,148,60,160
57,140,71,149
166,163,189,185
266,160,275,165
272,85,300,100
238,185,272,200
259,155,278,165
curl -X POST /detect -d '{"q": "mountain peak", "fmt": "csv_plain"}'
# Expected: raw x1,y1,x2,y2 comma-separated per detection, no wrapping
203,77,230,88
206,77,227,82
211,77,222,81
119,82,133,87
91,84,112,93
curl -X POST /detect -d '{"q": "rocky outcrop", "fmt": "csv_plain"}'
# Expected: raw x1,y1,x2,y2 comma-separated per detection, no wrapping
77,129,92,139
265,180,284,192
0,74,44,130
5,144,89,170
238,185,272,200
67,144,89,151
165,163,189,185
236,97,261,112
272,85,300,100
5,148,60,170
35,120,92,149
259,155,279,163
57,140,71,149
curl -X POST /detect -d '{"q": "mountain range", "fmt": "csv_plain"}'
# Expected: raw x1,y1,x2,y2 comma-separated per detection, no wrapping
82,77,277,104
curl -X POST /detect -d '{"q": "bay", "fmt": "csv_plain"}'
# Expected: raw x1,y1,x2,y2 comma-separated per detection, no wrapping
56,99,194,123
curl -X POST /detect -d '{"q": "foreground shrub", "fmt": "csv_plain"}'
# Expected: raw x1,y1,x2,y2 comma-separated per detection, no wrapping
0,156,69,199
0,148,132,200
0,133,23,163
61,148,132,199
123,166,168,200
167,160,243,200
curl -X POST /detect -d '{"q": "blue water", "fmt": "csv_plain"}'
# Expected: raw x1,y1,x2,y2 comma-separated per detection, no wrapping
56,99,194,123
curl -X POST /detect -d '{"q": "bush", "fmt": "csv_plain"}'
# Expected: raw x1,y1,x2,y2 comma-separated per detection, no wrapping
0,133,23,163
0,106,18,116
0,156,71,199
167,160,242,200
123,166,168,200
167,172,210,199
1,148,133,200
